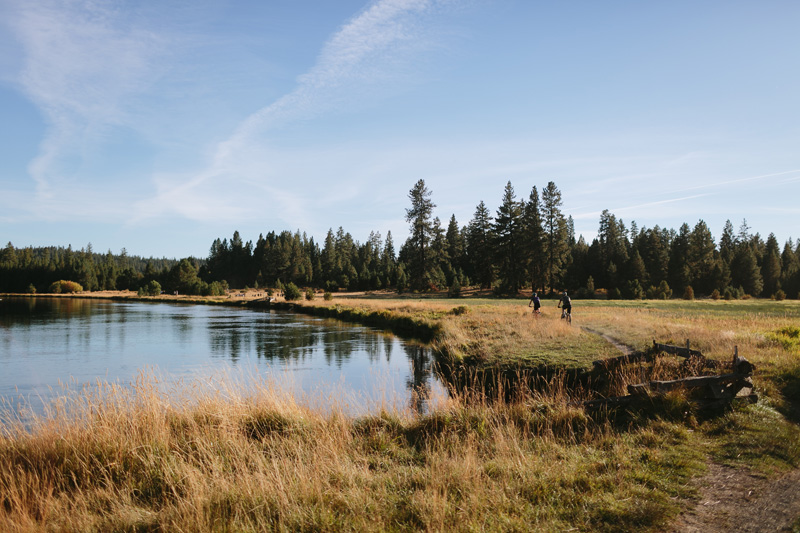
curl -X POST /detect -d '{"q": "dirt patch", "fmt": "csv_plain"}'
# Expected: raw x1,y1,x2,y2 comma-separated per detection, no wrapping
581,327,636,355
666,461,800,532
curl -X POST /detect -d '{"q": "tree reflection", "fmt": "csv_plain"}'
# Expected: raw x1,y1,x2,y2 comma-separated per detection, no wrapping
403,343,434,414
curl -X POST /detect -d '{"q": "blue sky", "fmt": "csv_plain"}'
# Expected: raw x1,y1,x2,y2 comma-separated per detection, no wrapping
1,0,798,259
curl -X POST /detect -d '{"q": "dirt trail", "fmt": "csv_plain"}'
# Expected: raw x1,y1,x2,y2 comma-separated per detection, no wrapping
582,327,800,531
580,327,636,356
666,462,800,532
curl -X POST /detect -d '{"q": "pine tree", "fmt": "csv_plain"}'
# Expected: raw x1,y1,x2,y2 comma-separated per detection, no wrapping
687,220,717,295
761,233,782,296
731,244,763,296
492,181,525,293
466,201,494,289
522,186,545,291
540,181,569,293
404,179,436,291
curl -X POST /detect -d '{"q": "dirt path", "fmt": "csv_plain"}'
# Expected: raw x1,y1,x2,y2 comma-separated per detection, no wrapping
581,326,636,356
666,461,800,532
581,327,800,531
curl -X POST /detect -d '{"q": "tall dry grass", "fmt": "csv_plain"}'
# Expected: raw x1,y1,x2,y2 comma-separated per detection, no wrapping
1,370,708,532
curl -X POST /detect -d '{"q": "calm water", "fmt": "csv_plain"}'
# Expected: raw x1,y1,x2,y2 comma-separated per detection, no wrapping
0,297,445,416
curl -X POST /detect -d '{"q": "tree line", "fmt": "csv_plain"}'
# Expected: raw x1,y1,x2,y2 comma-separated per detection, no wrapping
3,179,799,299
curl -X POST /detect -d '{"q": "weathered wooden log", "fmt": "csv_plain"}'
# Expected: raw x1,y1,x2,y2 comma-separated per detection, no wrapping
732,347,755,375
593,351,653,369
652,339,703,358
627,383,650,396
649,373,749,392
583,395,638,409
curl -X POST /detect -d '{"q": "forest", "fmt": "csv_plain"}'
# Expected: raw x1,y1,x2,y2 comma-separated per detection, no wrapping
2,179,799,300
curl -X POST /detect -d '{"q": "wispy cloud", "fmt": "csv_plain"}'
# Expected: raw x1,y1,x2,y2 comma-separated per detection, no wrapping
136,0,450,223
4,0,165,198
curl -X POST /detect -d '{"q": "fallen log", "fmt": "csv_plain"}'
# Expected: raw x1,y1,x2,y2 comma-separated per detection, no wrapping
652,339,703,358
592,351,653,370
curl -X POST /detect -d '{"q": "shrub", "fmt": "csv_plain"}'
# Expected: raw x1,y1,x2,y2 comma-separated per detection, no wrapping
647,281,673,300
49,280,83,294
284,282,301,301
207,281,226,296
138,280,161,297
323,291,333,301
711,289,721,300
683,286,694,300
26,283,37,294
625,280,644,299
305,288,315,301
775,289,786,301
448,278,462,298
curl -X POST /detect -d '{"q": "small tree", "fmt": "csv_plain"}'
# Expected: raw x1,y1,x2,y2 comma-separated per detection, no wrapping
711,289,721,300
284,282,301,301
305,287,315,301
775,289,786,301
323,291,333,301
49,280,83,294
683,285,695,300
448,278,462,298
138,280,161,297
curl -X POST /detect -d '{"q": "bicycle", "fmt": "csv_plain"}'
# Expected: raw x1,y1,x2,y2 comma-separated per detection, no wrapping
559,306,572,325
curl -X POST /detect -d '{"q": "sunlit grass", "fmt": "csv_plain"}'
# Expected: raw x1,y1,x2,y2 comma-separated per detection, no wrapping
0,371,713,532
4,293,800,531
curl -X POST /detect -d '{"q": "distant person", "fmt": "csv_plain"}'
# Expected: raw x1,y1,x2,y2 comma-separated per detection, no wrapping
557,290,571,320
528,291,541,316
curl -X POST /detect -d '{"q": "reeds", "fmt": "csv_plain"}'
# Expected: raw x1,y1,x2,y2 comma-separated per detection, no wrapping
1,370,708,532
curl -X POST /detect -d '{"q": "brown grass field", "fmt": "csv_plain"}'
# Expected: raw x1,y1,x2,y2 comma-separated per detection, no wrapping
1,291,799,531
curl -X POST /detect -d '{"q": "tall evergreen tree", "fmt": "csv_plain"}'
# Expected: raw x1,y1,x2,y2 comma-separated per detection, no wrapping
761,233,782,296
492,181,525,293
687,220,717,295
404,179,436,291
668,224,691,294
466,201,494,289
522,186,545,291
540,181,569,293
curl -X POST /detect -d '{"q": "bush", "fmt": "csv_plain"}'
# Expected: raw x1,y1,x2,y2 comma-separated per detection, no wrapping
448,278,462,298
711,289,721,301
775,289,786,301
323,291,333,301
284,282,301,301
683,286,694,300
208,281,226,296
305,288,315,301
646,280,673,300
624,280,644,299
137,280,161,297
26,283,37,294
49,280,83,294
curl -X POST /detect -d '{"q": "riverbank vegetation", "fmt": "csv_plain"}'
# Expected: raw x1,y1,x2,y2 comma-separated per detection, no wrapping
1,295,800,530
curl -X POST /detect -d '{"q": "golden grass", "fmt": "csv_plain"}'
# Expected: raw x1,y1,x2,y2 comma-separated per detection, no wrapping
0,372,711,532
3,294,799,531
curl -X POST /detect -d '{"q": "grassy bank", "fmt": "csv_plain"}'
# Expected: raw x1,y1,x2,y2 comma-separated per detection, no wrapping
3,293,800,531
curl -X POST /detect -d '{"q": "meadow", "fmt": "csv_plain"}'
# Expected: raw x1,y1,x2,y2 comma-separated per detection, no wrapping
1,294,799,531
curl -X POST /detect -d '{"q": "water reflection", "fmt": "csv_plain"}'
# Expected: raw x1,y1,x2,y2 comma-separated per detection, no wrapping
0,297,446,416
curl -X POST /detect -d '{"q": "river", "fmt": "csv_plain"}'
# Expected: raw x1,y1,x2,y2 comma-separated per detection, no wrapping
0,297,446,419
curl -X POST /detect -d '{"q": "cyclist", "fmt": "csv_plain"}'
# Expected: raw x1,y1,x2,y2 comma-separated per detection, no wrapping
557,290,571,321
528,291,541,316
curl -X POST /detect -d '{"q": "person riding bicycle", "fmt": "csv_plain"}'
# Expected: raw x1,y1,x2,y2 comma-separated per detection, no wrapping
528,291,541,315
557,290,571,320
